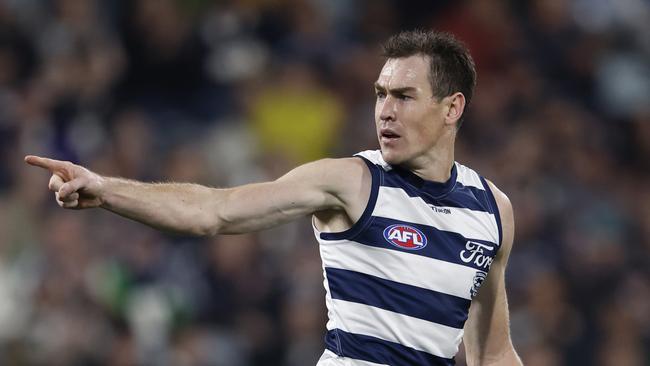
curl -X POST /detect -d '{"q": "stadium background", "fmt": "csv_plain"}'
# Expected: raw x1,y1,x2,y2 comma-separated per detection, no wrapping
0,0,648,365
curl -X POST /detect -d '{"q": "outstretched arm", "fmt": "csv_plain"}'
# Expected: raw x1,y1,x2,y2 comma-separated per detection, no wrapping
463,181,522,365
24,155,368,236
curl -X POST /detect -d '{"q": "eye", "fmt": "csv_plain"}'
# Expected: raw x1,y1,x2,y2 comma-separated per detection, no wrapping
397,94,412,101
375,90,386,99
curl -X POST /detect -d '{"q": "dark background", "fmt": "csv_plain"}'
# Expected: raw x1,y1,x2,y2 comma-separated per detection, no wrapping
0,0,648,365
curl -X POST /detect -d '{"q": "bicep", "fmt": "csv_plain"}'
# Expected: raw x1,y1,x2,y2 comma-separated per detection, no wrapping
211,158,363,234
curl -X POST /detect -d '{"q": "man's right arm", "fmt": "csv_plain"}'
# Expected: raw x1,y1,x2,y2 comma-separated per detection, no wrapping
25,155,369,236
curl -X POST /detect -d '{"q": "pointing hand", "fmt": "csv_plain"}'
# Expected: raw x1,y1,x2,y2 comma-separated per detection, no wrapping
24,155,105,209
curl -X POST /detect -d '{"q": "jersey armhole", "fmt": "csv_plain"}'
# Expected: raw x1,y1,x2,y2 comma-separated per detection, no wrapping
318,156,381,241
480,177,503,248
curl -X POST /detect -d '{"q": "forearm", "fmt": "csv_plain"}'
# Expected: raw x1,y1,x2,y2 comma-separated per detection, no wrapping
99,177,222,236
98,177,316,235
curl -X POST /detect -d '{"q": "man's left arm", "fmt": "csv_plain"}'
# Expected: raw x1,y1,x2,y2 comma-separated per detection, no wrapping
463,181,522,365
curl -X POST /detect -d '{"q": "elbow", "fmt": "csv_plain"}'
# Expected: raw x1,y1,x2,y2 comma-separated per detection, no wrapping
195,210,232,237
193,195,229,237
192,224,217,237
204,221,225,236
191,188,238,236
186,211,221,237
194,217,222,237
177,220,215,237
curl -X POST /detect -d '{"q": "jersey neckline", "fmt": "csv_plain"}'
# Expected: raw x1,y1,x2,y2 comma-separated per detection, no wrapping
391,162,458,199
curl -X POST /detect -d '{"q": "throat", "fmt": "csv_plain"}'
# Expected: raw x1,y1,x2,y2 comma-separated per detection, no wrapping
398,126,456,183
402,151,455,183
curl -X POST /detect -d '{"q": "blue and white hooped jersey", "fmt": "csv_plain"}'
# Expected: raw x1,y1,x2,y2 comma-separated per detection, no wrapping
314,150,503,366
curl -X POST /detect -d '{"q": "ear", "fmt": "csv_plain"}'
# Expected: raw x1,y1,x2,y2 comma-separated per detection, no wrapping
444,92,466,127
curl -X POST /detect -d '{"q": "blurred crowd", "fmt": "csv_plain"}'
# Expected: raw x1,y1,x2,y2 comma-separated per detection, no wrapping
0,0,648,365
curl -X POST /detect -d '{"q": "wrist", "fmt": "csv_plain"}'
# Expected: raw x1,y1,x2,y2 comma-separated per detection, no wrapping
96,175,112,208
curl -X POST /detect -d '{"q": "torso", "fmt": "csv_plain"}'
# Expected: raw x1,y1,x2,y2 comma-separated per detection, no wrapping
313,150,503,366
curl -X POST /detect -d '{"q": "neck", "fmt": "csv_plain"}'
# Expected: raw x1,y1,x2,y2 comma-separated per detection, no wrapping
402,131,456,183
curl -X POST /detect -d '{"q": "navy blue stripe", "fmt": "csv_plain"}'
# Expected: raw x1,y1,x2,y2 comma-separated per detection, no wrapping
325,329,455,366
381,170,491,213
436,184,491,212
388,164,458,198
480,177,503,248
320,156,381,241
332,216,497,272
326,268,470,328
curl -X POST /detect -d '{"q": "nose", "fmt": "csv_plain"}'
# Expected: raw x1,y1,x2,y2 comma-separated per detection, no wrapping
379,96,396,122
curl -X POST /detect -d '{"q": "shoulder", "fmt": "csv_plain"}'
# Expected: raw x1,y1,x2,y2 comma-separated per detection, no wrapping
290,157,370,183
484,180,513,224
278,157,371,201
456,162,514,238
484,180,515,257
280,157,368,180
318,157,372,197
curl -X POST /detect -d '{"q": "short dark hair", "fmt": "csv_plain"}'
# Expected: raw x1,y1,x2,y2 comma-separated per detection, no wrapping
381,30,477,126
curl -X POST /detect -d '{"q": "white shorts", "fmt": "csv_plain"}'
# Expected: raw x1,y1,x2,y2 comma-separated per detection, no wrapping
316,349,389,366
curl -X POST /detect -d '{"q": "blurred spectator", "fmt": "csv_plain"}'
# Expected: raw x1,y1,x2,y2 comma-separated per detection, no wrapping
248,62,343,165
1,0,649,365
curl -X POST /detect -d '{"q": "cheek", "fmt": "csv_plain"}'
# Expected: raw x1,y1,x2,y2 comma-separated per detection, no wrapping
403,107,431,133
406,118,439,147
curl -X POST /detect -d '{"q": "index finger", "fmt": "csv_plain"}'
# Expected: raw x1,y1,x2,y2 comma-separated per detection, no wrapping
24,155,68,172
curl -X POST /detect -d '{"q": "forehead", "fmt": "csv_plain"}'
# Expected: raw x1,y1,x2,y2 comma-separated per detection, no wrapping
376,55,430,89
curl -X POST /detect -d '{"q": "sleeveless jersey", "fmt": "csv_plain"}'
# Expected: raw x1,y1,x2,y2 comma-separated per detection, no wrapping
314,150,503,366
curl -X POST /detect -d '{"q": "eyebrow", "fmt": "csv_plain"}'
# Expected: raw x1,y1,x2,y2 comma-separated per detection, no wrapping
374,83,418,94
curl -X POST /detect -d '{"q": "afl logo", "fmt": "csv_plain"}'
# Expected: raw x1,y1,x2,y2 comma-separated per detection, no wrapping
383,224,428,250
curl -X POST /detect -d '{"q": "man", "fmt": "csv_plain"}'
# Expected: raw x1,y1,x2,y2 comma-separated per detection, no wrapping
26,30,521,365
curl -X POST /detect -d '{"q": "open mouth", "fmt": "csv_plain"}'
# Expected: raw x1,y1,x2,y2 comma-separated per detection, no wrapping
381,131,401,141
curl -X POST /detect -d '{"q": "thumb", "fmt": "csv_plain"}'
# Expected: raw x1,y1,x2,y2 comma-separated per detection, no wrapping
48,174,65,192
59,178,86,199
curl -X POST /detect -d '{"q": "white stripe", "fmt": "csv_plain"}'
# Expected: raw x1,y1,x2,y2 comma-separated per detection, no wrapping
315,220,341,332
322,265,337,331
354,150,392,171
455,162,484,190
374,186,499,243
355,152,485,191
319,240,475,300
333,299,463,359
317,349,389,366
